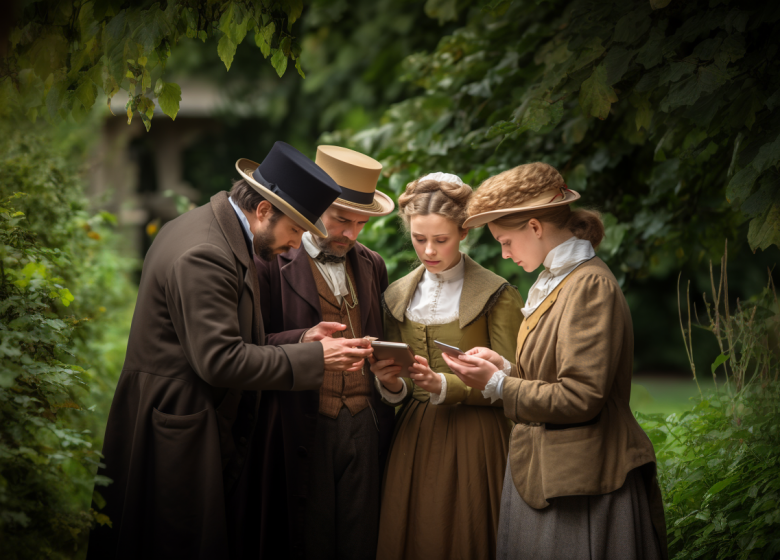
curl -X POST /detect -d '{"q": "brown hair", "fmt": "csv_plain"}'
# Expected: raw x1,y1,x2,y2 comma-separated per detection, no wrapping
468,162,605,249
398,176,473,230
230,179,282,219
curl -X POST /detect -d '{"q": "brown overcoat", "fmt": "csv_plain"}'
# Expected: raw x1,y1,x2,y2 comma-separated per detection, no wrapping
501,257,667,549
254,243,395,559
87,192,324,560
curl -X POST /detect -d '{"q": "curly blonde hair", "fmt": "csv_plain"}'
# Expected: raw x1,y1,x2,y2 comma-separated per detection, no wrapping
398,176,473,229
468,162,605,249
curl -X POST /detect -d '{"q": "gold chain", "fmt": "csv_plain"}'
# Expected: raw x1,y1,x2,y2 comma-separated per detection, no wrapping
340,272,363,375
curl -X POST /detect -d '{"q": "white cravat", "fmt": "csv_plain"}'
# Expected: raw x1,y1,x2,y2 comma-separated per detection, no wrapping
481,236,595,403
302,232,349,304
521,237,595,318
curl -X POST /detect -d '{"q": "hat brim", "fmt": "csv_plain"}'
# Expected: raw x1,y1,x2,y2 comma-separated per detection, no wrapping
236,158,329,238
462,189,581,229
330,190,395,217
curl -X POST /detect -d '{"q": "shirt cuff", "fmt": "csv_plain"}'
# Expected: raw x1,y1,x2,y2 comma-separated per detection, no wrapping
375,377,408,404
299,329,308,343
481,369,507,403
429,373,447,405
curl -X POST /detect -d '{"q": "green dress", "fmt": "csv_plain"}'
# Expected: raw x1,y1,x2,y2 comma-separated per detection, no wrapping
376,256,524,560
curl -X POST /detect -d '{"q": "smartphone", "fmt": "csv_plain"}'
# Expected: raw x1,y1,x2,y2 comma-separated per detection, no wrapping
371,341,417,369
433,340,464,356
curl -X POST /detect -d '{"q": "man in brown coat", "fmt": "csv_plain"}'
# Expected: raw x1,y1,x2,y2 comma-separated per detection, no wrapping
87,142,373,560
255,146,396,560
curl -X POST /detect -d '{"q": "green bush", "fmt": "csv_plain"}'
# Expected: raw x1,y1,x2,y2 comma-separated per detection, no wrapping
639,257,780,559
0,126,136,559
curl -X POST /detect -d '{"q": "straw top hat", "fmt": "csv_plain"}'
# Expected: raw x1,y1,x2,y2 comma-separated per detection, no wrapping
462,185,581,228
236,142,342,238
315,146,395,217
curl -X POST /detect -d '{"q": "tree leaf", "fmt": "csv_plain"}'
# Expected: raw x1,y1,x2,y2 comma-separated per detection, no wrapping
604,46,635,86
271,48,288,78
711,353,729,374
748,203,780,252
613,8,651,44
649,0,671,9
157,82,181,120
75,81,97,111
579,65,618,119
285,0,304,26
295,57,306,79
725,166,759,205
218,35,237,71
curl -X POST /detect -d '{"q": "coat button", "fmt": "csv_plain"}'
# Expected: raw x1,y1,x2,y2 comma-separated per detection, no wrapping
297,446,308,458
341,395,347,402
238,436,248,446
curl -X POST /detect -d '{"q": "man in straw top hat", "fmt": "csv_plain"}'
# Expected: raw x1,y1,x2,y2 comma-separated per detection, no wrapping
255,145,396,560
88,142,375,560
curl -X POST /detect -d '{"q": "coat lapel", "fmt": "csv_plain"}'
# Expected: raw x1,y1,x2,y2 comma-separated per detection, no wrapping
280,246,321,317
383,264,426,323
458,255,511,328
211,191,262,343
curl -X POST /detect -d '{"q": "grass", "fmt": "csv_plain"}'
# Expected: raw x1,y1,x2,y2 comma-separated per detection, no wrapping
630,374,717,416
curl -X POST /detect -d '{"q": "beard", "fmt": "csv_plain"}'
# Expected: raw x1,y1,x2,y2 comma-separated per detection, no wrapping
314,234,356,258
253,226,291,262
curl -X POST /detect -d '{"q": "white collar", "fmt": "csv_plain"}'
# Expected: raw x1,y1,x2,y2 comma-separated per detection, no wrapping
542,236,594,275
302,231,321,259
228,196,254,243
423,253,465,283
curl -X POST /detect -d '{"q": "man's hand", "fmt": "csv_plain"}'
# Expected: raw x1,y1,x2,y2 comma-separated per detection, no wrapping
302,322,347,343
464,346,504,371
321,336,373,372
408,356,442,395
441,352,498,391
369,355,404,393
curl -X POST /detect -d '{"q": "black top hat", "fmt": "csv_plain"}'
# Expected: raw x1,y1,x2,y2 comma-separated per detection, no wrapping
236,142,342,238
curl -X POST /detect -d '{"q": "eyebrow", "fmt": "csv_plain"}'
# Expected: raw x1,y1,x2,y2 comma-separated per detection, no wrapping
411,232,450,237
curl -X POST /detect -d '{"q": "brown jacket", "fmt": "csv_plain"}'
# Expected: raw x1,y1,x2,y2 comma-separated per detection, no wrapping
88,192,324,560
502,257,657,509
254,243,394,559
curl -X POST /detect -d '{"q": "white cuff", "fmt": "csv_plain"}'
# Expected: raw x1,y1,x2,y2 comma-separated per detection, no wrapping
375,377,408,403
501,357,513,375
429,373,448,405
481,369,507,403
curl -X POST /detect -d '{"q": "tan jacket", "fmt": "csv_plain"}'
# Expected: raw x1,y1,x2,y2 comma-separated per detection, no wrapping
502,257,656,509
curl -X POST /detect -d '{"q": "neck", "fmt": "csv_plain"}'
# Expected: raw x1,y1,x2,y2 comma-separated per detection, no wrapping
441,252,462,272
541,228,574,260
241,207,260,235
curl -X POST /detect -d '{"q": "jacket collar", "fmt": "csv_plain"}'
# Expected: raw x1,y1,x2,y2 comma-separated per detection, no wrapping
212,191,252,269
384,254,509,328
278,242,375,330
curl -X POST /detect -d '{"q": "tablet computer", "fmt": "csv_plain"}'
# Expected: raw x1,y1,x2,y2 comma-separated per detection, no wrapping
371,341,416,369
433,340,464,356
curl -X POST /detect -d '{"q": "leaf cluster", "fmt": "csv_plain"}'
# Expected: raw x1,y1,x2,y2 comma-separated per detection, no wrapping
335,0,780,285
1,0,305,130
0,124,136,559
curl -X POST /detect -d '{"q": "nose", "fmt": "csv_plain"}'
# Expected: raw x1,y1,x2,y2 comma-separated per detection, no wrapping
425,242,436,257
343,224,358,241
289,232,302,250
502,247,511,260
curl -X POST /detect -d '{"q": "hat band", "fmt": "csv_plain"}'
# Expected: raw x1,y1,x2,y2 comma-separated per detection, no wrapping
337,185,375,205
252,167,318,224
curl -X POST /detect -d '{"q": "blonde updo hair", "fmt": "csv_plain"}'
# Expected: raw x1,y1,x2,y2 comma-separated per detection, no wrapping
468,162,605,249
398,175,473,230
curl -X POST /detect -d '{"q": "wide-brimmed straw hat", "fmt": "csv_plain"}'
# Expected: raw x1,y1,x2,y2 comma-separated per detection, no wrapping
462,185,581,228
236,142,342,238
315,146,395,217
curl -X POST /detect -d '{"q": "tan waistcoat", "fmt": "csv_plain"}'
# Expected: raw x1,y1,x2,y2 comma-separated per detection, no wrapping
309,257,371,418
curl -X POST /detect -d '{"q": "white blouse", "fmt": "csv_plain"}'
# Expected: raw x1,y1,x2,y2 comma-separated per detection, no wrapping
376,254,466,405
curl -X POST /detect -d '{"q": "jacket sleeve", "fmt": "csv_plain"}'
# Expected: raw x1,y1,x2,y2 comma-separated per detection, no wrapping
166,243,324,391
502,274,623,424
437,285,524,407
378,307,414,408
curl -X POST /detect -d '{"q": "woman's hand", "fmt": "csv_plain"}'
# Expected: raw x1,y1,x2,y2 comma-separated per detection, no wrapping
464,346,505,371
408,356,442,395
369,355,404,393
441,352,498,391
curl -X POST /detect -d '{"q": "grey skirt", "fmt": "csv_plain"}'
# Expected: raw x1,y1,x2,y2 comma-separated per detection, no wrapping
497,458,664,560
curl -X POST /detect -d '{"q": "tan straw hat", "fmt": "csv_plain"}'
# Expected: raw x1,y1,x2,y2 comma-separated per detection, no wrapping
462,185,581,228
315,146,395,217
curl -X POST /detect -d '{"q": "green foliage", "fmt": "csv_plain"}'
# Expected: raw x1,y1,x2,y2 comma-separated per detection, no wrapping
2,0,306,130
330,0,780,284
0,125,135,559
640,255,780,559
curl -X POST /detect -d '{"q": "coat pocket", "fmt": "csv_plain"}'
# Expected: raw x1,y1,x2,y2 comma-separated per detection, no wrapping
150,407,226,559
541,419,605,496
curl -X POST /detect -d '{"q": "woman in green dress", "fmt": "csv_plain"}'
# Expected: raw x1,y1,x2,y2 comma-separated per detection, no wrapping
371,172,524,560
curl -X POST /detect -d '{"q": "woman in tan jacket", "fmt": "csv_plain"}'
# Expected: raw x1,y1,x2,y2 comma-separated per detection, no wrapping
369,173,524,560
442,163,668,560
